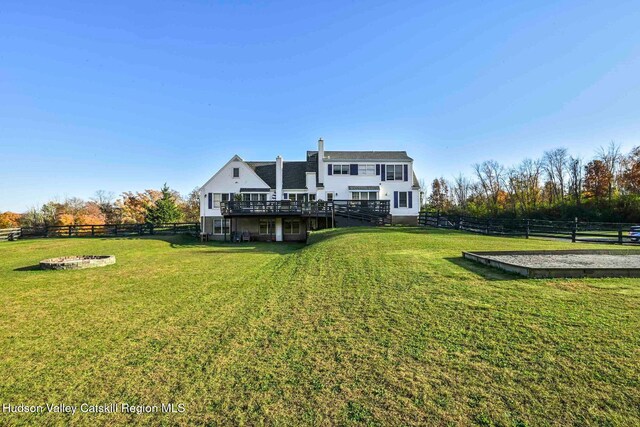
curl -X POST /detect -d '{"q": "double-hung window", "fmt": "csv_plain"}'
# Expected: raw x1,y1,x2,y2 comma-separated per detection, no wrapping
351,191,377,200
213,193,230,208
333,164,350,175
358,164,375,175
283,219,300,234
386,165,403,181
259,219,275,235
233,167,240,178
213,218,230,234
399,192,408,208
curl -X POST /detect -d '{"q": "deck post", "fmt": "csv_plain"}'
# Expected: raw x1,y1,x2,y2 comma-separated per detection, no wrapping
618,223,623,245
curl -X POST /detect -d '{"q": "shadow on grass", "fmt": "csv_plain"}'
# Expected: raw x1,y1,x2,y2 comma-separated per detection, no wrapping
200,242,306,255
14,264,41,272
445,257,524,281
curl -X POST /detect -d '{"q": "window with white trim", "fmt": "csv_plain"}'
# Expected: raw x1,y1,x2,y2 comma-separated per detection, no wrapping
213,193,230,208
333,164,350,175
386,165,403,181
399,192,408,208
283,219,300,234
287,193,307,202
358,164,376,175
259,219,275,235
351,191,378,200
241,193,268,202
213,218,230,234
233,167,240,178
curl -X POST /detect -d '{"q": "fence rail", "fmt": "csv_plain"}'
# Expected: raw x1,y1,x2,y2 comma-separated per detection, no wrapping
0,227,21,241
8,223,199,239
419,211,639,245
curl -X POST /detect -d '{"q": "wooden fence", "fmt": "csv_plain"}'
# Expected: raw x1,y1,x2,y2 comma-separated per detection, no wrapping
419,211,640,245
8,223,199,239
0,228,21,241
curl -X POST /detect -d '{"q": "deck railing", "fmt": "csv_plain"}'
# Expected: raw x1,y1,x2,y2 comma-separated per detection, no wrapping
220,199,390,217
221,200,334,216
332,200,390,215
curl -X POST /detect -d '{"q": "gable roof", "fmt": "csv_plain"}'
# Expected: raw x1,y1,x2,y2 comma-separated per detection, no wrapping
246,161,308,190
199,155,270,191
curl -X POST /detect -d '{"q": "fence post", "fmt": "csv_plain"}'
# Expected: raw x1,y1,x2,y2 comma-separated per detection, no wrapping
572,218,577,243
485,219,490,235
68,226,72,237
91,225,95,237
525,219,530,239
436,210,440,228
174,223,177,234
114,224,118,236
456,215,461,230
618,224,623,245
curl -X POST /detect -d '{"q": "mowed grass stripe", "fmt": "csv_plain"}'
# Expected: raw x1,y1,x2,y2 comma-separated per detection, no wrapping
0,228,638,425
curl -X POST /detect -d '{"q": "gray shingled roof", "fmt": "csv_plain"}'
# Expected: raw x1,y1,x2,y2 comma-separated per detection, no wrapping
247,150,416,191
306,151,321,187
412,171,421,189
323,150,412,161
246,161,308,190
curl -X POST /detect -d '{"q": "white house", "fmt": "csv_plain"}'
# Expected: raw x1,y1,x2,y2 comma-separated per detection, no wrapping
199,139,421,242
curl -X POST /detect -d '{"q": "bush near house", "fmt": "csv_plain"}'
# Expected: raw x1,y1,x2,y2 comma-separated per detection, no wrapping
0,228,638,425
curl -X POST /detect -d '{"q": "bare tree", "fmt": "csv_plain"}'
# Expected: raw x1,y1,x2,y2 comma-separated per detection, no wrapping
507,158,542,215
596,141,622,204
452,174,472,210
92,190,118,222
473,160,505,215
418,178,427,208
542,148,568,204
567,156,583,207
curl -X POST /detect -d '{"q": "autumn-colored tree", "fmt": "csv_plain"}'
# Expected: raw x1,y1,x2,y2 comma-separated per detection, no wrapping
428,178,451,211
583,160,611,202
76,202,107,224
0,212,21,228
182,188,200,222
91,190,119,223
116,190,162,223
620,146,640,194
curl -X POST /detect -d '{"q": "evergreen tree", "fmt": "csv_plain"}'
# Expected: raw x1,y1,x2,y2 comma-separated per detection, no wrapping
145,184,183,224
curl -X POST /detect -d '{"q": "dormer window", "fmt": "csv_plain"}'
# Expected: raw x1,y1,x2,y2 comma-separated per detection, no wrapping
233,167,240,178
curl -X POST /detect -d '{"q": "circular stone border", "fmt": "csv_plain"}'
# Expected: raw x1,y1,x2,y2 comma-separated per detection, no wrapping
40,255,116,270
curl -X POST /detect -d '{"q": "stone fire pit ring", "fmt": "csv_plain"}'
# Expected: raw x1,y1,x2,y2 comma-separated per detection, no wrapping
40,255,116,270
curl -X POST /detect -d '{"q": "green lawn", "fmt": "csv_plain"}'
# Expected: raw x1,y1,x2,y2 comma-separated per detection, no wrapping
1,228,639,426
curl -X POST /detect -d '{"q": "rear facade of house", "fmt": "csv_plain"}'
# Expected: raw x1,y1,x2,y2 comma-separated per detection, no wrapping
199,139,421,242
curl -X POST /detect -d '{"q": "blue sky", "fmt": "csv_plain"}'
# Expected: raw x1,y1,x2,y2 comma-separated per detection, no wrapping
2,0,640,211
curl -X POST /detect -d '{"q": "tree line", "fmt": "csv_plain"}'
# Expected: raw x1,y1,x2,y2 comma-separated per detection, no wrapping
0,184,199,229
426,142,640,222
